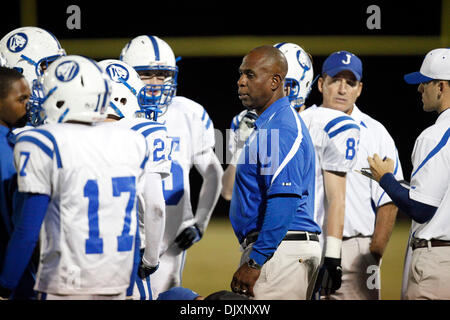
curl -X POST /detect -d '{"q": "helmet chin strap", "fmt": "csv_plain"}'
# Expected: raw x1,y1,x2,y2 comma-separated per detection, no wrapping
20,54,38,67
108,101,125,118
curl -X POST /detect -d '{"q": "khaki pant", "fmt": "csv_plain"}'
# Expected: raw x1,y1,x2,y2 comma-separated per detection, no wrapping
240,234,321,300
328,237,380,300
404,246,450,300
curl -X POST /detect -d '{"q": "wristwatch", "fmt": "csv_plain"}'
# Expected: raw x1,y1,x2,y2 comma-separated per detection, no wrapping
247,258,262,270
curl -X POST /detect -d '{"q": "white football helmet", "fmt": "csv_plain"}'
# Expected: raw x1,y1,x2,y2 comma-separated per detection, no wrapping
0,52,8,67
119,35,178,114
0,27,66,86
274,42,314,109
35,55,111,124
98,59,145,119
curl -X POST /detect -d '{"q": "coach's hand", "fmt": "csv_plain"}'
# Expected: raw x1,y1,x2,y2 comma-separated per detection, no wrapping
367,154,394,182
175,225,202,250
313,257,342,296
138,261,159,279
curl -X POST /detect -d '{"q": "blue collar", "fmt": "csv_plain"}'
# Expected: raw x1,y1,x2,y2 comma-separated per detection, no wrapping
254,97,290,129
0,125,11,137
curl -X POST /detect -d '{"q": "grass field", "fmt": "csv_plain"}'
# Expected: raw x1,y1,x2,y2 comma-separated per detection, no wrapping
182,217,411,300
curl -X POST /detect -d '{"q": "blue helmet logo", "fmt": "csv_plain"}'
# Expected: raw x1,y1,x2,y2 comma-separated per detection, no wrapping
105,63,129,83
55,60,80,82
7,32,28,53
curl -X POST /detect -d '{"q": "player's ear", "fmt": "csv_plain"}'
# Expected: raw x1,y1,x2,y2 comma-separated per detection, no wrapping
356,81,363,98
317,77,324,93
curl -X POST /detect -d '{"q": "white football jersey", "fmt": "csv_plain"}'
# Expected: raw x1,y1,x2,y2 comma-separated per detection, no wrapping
300,105,360,232
157,96,216,249
344,105,404,237
409,109,450,240
14,122,148,295
114,117,172,250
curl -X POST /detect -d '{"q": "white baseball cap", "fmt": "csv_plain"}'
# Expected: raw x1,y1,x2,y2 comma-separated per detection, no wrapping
404,48,450,84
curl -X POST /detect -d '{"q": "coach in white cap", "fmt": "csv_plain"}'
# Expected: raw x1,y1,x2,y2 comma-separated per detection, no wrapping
368,48,450,299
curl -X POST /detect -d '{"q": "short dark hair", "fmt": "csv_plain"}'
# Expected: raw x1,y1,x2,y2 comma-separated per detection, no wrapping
0,66,24,99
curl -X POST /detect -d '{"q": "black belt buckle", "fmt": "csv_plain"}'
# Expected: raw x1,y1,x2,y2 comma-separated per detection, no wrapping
410,238,427,250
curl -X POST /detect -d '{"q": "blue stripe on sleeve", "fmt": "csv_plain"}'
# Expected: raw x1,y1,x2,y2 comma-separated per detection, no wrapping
131,122,160,131
411,128,450,178
328,123,360,138
141,126,166,138
231,115,240,131
324,116,355,133
33,129,62,168
201,109,206,121
206,117,211,130
17,136,53,160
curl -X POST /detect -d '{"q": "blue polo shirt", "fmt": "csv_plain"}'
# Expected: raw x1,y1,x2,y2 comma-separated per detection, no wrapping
0,125,36,299
229,97,320,259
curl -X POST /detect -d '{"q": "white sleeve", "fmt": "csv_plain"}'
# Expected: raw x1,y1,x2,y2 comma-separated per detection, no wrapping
228,114,240,153
186,148,223,234
193,108,216,159
321,126,360,173
14,136,53,195
141,172,166,267
409,136,448,207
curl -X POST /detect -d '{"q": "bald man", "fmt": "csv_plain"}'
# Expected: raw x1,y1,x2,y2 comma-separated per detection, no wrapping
229,46,321,300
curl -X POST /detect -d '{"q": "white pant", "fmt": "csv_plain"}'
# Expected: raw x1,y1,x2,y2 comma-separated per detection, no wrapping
327,237,381,300
240,233,321,300
132,274,153,300
150,246,186,299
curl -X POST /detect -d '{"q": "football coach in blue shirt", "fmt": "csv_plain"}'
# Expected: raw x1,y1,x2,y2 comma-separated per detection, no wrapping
229,46,321,300
0,66,37,300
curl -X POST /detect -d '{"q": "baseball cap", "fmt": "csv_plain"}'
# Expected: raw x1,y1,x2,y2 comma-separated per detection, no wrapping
404,48,450,84
322,51,363,81
156,286,200,300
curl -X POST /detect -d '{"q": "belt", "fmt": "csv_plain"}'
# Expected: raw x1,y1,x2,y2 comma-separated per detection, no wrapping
342,235,372,241
410,238,450,251
241,231,319,248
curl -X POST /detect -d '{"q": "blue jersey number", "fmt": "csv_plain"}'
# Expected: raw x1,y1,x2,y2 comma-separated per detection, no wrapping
19,151,30,176
345,138,357,160
162,137,184,206
153,138,166,162
84,176,136,254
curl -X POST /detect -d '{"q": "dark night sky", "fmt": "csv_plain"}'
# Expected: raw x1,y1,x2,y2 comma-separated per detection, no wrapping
1,0,445,216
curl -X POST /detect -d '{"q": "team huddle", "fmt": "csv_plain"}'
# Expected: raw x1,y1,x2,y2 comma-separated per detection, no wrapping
0,26,449,300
